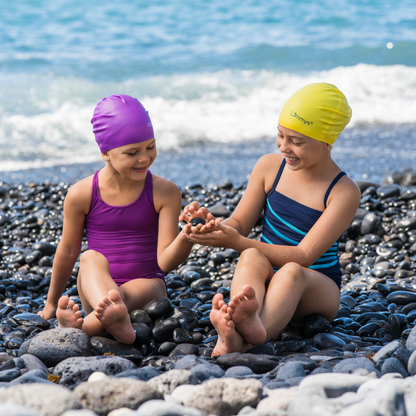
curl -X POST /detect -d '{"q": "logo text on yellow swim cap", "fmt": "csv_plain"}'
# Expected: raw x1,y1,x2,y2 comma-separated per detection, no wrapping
290,111,313,126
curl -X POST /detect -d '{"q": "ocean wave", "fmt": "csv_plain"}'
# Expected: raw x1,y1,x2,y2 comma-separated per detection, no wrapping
0,64,415,171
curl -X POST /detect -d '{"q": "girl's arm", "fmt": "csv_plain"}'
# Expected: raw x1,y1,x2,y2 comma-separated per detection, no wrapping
181,154,277,236
153,177,199,272
38,179,91,319
186,162,361,269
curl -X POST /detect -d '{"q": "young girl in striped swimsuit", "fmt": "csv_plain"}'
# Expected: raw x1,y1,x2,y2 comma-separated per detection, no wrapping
181,83,361,356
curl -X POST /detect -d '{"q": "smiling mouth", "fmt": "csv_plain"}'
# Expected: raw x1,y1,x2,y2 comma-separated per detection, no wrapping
285,157,299,162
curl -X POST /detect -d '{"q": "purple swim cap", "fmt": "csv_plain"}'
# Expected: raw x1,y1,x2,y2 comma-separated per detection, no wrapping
91,94,154,153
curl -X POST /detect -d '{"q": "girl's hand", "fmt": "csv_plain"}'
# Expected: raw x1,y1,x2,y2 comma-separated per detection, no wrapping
180,201,220,236
179,201,215,224
183,222,239,248
181,217,221,237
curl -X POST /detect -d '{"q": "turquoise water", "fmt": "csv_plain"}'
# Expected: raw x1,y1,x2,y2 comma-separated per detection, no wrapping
0,0,415,175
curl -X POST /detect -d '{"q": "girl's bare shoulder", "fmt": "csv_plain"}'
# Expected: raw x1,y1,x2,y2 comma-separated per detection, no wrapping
329,174,361,206
250,153,284,192
151,174,181,210
65,175,94,213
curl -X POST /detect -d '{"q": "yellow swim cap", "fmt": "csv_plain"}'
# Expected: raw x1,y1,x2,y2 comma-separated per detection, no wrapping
278,83,352,145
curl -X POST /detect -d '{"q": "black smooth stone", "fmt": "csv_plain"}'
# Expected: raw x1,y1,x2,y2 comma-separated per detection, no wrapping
356,322,380,337
172,328,193,344
210,253,226,265
12,312,50,330
4,337,23,349
361,213,385,237
132,323,151,344
405,310,416,324
31,242,57,256
386,314,402,339
158,341,178,356
190,218,205,226
197,291,215,302
402,302,416,314
179,298,202,309
168,343,199,356
143,297,172,318
24,250,42,266
151,317,181,342
376,184,401,199
181,271,201,285
312,333,346,349
90,337,142,357
216,353,281,373
192,332,204,344
386,291,416,305
166,307,198,331
190,278,215,291
375,283,390,296
356,312,388,324
303,314,330,338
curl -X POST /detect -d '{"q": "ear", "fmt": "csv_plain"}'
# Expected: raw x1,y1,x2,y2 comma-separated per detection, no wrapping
101,151,110,162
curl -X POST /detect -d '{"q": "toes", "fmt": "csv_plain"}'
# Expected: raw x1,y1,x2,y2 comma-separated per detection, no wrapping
212,293,224,308
58,296,69,309
242,284,256,299
99,297,111,308
237,292,246,302
68,299,75,309
107,290,122,304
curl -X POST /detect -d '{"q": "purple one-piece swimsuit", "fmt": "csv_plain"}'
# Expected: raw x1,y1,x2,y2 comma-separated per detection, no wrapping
85,170,165,286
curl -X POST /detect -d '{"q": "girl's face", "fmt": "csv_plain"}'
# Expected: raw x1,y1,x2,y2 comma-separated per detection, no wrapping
103,138,157,180
276,124,329,171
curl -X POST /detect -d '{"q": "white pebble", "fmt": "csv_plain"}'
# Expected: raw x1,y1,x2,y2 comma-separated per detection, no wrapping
88,371,109,382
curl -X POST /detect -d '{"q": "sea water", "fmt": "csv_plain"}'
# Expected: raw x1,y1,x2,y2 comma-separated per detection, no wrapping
0,0,415,183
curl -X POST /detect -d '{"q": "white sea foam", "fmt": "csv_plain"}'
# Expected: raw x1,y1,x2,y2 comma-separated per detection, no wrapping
0,64,415,172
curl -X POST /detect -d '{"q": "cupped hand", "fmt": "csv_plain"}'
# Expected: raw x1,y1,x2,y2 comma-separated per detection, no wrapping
179,201,215,224
182,222,239,248
181,217,221,236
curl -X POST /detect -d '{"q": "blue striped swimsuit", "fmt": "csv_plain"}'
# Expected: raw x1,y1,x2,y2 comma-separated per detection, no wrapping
261,160,345,288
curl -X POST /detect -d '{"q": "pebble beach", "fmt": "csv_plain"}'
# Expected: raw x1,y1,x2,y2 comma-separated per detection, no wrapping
1,0,416,414
2,163,416,415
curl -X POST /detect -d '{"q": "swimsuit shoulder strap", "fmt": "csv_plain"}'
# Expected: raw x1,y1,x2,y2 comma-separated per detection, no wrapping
143,170,155,208
324,171,347,208
270,159,286,192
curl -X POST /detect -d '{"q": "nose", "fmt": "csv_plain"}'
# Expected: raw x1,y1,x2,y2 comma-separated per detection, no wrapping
137,151,150,164
277,136,288,152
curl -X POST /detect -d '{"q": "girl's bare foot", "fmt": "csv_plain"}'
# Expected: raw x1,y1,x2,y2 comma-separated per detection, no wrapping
95,290,136,345
228,285,267,345
210,293,245,356
56,296,84,330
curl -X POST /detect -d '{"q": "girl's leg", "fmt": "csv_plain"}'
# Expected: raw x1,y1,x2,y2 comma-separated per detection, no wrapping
259,262,340,340
215,249,340,354
210,248,274,355
57,250,166,345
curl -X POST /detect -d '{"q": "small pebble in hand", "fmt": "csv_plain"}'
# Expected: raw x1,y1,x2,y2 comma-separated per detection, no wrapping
190,218,206,226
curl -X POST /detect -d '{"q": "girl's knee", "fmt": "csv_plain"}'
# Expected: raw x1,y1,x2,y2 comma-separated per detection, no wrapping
239,248,268,264
80,249,107,265
276,262,305,284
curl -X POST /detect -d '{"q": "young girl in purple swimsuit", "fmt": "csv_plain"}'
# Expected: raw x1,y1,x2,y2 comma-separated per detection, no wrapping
39,94,215,345
181,83,361,356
